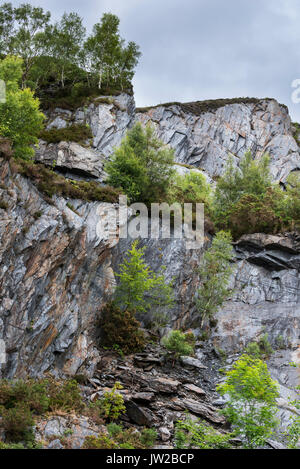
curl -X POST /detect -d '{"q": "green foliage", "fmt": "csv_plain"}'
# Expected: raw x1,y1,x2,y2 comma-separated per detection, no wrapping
174,416,234,449
285,387,300,449
0,3,51,86
83,425,157,449
39,123,92,144
12,159,122,202
213,152,272,230
245,334,273,359
162,330,194,361
137,97,283,117
90,382,126,422
114,240,174,324
196,231,234,327
50,12,86,88
0,378,84,443
212,150,300,237
83,434,117,449
217,354,280,448
99,302,145,355
47,379,84,412
83,13,141,90
106,122,175,204
139,428,158,448
167,170,212,207
0,403,34,443
0,5,140,94
0,56,44,159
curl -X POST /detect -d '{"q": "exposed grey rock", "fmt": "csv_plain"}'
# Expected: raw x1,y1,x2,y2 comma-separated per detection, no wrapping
159,427,171,442
48,439,63,449
181,398,226,424
125,400,154,426
183,383,206,396
150,377,181,394
266,439,288,450
180,356,208,369
35,141,106,181
137,99,300,183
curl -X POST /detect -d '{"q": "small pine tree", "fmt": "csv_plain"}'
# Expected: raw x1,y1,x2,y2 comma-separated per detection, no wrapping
114,240,174,324
196,231,234,327
106,123,175,204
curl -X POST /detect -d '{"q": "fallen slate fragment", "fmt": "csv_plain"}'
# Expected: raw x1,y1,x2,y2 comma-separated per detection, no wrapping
266,439,288,450
151,377,181,393
182,399,226,424
132,392,156,402
180,356,208,369
183,384,206,396
125,401,154,426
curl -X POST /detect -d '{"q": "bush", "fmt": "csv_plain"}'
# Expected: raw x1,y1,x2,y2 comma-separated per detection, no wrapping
167,170,212,210
39,124,93,144
100,302,145,355
1,403,34,443
217,354,280,448
83,434,117,449
47,379,84,412
83,424,157,449
228,191,284,240
246,334,273,359
106,122,175,204
162,330,194,362
89,382,126,422
174,416,233,449
0,378,84,443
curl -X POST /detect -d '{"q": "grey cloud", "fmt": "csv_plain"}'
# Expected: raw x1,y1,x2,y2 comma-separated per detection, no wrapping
12,0,300,121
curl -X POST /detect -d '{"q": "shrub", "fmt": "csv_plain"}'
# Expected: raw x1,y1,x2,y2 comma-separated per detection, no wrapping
213,152,272,226
106,122,175,204
47,379,84,412
100,302,145,355
162,330,194,362
195,231,234,327
39,124,93,144
228,191,284,240
82,434,117,449
174,416,233,449
167,170,212,212
246,334,273,359
90,382,126,422
285,386,300,449
140,428,158,448
217,354,280,448
1,403,34,443
83,425,157,449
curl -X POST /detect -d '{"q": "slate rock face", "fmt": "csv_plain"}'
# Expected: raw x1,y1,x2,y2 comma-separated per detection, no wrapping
137,99,300,183
0,94,299,435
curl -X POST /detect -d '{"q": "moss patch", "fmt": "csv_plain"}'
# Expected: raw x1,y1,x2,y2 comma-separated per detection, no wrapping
39,124,93,144
11,159,122,203
136,97,288,117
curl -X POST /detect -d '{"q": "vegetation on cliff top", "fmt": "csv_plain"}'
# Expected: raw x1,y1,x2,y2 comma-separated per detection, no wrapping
136,97,288,117
0,3,141,99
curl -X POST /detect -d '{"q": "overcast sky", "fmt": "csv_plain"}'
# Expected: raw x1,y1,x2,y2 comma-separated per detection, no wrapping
11,0,300,121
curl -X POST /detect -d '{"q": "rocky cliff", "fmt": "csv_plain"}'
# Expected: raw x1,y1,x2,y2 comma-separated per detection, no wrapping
0,93,299,442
